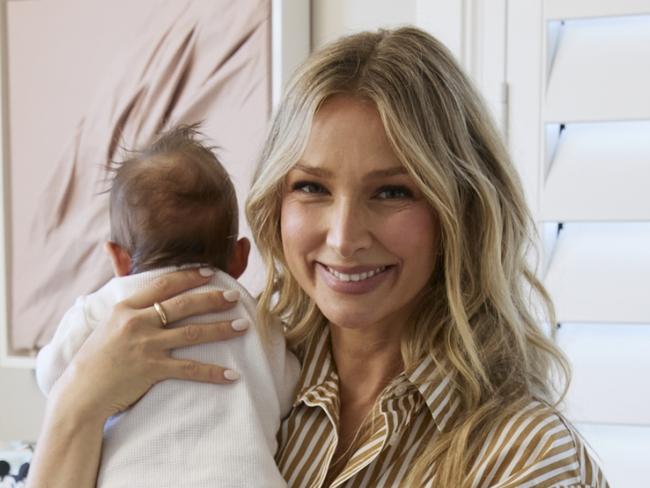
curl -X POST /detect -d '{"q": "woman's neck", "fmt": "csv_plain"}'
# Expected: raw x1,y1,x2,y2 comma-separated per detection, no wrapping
329,323,404,405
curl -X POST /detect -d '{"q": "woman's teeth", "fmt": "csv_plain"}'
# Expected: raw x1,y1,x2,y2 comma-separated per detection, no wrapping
326,266,387,282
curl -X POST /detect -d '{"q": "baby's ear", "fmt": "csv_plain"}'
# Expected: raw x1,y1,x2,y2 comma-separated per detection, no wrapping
104,241,132,277
227,237,250,279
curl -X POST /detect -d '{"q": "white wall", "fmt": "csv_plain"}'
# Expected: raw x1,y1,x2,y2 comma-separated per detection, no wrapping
0,368,44,442
309,0,507,135
311,0,417,49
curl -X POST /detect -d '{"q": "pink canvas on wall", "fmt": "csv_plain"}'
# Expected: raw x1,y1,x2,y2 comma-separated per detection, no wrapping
5,0,271,352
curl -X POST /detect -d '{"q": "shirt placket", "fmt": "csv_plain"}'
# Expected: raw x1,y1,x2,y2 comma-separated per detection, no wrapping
328,378,418,488
329,410,390,488
302,401,338,488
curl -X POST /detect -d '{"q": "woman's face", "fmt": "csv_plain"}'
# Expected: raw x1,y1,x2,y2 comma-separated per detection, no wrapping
280,95,439,335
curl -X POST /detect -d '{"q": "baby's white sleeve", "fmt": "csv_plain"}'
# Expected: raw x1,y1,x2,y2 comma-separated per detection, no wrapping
35,296,92,396
280,351,301,417
260,318,301,418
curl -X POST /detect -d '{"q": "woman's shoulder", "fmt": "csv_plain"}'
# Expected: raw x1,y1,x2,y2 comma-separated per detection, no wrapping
470,399,609,488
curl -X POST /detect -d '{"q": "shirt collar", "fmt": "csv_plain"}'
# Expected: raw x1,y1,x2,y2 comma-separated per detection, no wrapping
404,355,461,432
293,325,461,433
293,325,340,419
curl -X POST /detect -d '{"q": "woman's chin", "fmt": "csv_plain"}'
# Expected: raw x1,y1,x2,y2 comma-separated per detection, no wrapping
321,308,391,334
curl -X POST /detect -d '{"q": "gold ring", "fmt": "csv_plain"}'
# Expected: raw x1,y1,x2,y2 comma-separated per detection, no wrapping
153,302,168,327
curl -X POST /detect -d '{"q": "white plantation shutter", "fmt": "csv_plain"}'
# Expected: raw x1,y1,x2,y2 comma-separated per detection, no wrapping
423,3,650,484
534,4,650,488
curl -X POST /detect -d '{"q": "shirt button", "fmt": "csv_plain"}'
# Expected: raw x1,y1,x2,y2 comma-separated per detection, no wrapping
394,384,408,396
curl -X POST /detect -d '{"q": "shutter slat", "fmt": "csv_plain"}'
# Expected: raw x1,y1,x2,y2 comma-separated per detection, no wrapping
542,121,650,221
558,323,650,425
545,0,650,21
544,223,650,323
544,15,650,123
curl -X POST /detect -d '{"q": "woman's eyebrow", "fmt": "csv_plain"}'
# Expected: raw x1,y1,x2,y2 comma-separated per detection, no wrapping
293,163,407,179
293,163,332,178
366,167,407,178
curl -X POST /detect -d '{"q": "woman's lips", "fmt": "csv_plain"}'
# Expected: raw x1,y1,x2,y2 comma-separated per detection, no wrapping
316,263,394,294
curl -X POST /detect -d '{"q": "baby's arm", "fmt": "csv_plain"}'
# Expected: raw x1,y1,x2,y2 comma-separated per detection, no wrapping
35,296,93,395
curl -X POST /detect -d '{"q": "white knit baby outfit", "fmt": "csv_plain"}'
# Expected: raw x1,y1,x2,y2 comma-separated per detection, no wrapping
36,268,300,488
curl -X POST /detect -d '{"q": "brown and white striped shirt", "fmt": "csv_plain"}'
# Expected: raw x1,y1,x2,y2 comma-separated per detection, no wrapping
276,327,609,487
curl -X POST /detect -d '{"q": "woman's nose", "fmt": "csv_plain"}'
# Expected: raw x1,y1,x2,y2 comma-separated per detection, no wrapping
325,199,372,258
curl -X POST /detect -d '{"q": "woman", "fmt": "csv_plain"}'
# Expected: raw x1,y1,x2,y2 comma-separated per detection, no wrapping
28,27,607,487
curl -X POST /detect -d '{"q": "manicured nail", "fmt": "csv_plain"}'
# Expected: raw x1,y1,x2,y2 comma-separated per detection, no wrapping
224,369,240,381
199,267,215,277
231,318,250,331
222,289,240,302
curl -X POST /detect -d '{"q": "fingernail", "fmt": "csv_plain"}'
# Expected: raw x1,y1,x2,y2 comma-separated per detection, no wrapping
231,318,250,331
224,369,240,381
222,289,240,302
199,267,215,277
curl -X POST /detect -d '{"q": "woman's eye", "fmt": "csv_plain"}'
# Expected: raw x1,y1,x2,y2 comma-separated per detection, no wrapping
291,181,327,194
375,186,413,199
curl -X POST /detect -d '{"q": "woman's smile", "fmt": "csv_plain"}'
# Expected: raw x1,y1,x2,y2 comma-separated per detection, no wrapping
281,95,439,333
317,263,395,294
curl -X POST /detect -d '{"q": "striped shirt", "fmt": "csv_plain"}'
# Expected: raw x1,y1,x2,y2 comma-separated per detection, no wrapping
276,327,609,487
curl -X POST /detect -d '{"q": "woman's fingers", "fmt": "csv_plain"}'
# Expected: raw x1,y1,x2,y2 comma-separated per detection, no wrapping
162,358,240,384
151,320,250,349
123,268,215,309
151,289,240,326
120,267,240,327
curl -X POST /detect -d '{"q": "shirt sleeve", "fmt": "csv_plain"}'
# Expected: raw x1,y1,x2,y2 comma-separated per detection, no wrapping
35,296,93,396
472,405,609,488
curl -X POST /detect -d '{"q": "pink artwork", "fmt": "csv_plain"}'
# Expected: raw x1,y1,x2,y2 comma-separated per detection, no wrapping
4,0,271,353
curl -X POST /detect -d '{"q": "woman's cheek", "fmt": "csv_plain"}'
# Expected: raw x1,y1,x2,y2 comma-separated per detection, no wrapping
280,199,316,269
280,199,306,242
385,206,437,242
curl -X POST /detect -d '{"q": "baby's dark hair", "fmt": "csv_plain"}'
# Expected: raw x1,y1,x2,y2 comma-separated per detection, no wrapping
109,124,238,274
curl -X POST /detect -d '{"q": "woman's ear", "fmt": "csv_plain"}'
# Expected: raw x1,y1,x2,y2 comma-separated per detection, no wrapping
227,237,250,279
104,241,132,277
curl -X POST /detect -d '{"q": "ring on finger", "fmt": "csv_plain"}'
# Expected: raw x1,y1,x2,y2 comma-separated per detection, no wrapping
153,301,169,327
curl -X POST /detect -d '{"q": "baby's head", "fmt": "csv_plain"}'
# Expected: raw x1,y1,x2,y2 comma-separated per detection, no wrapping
106,124,249,278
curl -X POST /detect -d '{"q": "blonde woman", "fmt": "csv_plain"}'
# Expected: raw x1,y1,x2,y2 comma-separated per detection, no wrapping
29,28,608,487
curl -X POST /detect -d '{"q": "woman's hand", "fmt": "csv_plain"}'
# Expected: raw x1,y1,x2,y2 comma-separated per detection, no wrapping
51,267,246,422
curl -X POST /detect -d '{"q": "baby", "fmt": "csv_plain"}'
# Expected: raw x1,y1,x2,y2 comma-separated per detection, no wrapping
35,125,299,488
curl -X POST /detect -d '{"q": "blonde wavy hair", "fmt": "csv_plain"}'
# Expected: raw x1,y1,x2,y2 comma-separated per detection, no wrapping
246,27,569,486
